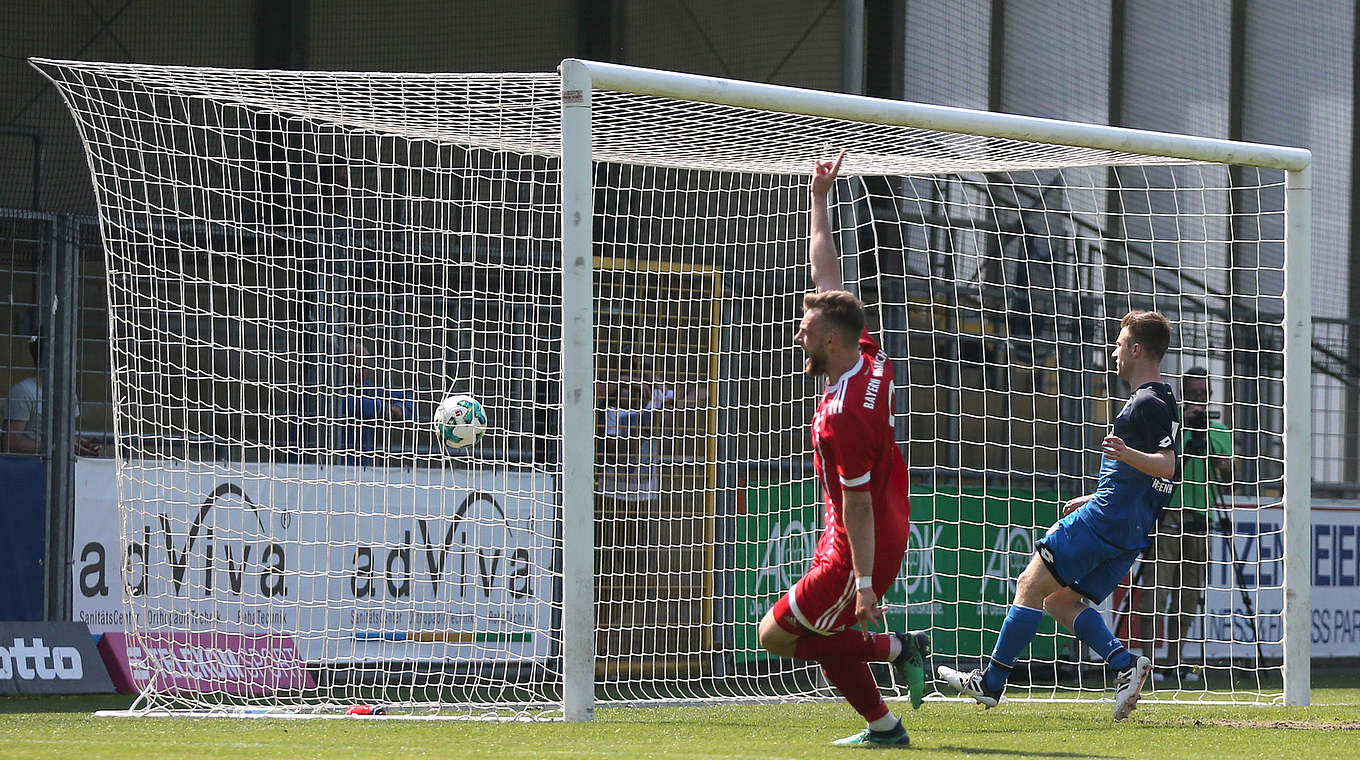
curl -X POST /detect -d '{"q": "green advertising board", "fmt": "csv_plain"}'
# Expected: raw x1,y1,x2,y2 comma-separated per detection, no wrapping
735,481,1066,664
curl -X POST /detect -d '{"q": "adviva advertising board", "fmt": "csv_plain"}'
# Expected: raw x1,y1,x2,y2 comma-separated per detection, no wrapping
72,459,554,664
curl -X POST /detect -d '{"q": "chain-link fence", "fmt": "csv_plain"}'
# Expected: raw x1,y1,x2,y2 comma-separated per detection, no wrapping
1313,317,1360,496
1,209,112,454
1,208,111,619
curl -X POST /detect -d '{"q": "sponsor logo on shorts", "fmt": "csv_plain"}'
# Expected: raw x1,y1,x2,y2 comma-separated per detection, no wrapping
1037,543,1055,565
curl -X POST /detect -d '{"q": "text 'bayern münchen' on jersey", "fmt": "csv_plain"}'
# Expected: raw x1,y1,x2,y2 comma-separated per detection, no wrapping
809,329,911,569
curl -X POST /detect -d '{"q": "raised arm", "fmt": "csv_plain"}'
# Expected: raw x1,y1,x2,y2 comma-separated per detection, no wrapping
809,150,846,292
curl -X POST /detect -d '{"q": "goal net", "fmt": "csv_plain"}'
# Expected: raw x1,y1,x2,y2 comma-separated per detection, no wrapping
33,57,1310,718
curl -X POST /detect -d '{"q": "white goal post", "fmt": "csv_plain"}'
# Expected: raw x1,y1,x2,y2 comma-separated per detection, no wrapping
33,56,1310,719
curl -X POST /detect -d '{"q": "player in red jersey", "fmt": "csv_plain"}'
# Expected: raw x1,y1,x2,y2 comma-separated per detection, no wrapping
756,151,930,748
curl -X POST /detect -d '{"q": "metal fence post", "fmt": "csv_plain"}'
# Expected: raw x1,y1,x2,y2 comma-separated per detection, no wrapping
43,213,79,622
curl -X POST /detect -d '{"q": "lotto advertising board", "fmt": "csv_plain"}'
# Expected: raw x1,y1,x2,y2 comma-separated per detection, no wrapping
0,621,114,695
71,458,555,665
734,482,1062,662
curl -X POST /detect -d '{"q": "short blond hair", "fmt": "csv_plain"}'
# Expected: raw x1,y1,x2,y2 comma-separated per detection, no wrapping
803,290,865,340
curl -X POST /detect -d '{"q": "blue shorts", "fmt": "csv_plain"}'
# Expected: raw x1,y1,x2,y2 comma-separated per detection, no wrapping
1034,514,1141,603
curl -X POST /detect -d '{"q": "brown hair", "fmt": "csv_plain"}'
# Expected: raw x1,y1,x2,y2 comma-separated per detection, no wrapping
1121,310,1171,360
803,290,866,341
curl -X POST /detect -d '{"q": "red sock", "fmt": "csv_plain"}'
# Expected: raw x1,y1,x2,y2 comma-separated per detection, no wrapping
821,660,891,722
794,631,891,663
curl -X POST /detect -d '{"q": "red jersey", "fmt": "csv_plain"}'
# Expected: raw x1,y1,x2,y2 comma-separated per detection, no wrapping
810,329,911,569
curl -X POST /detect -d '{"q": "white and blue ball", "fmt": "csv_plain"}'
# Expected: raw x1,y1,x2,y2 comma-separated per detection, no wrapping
433,394,487,449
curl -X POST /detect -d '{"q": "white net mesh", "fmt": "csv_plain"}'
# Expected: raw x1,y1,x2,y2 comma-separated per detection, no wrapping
34,58,1293,715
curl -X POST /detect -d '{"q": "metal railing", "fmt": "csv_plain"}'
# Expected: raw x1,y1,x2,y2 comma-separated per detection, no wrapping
1312,316,1360,496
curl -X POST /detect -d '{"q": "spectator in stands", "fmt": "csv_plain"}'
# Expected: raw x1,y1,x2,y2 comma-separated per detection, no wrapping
336,338,415,465
597,356,702,502
3,336,99,456
1138,366,1233,684
1008,204,1060,366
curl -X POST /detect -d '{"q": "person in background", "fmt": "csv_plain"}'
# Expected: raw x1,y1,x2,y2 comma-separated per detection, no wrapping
336,338,415,465
597,355,704,503
1139,366,1233,684
3,335,99,456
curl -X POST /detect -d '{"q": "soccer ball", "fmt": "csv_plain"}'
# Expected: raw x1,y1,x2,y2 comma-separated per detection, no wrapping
433,394,487,449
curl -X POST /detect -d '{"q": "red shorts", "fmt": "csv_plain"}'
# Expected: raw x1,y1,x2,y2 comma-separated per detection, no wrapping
772,559,896,636
771,519,909,636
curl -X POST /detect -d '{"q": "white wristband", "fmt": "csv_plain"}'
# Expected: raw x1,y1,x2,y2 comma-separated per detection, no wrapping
855,576,874,591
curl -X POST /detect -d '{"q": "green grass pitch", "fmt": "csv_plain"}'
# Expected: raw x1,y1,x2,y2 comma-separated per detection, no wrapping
3,674,1358,759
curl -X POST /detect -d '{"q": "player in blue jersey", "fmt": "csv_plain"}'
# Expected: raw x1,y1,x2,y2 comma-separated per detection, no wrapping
938,310,1179,721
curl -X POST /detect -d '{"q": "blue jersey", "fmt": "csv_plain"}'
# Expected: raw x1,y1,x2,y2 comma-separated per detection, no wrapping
1072,382,1179,550
339,383,416,463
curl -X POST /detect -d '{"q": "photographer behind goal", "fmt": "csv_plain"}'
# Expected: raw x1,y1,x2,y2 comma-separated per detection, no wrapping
1137,366,1233,684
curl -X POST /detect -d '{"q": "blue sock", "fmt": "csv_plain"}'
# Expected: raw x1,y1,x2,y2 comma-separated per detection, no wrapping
1072,607,1134,671
983,605,1044,693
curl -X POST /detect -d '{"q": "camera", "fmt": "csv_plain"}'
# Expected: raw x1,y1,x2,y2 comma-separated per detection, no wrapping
1184,407,1208,455
1184,406,1207,430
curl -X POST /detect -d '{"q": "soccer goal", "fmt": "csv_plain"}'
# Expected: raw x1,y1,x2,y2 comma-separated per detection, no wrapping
32,57,1310,719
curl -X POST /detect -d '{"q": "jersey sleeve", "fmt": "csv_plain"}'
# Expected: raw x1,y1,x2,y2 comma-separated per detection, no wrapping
1130,393,1176,452
4,381,36,422
824,407,878,491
